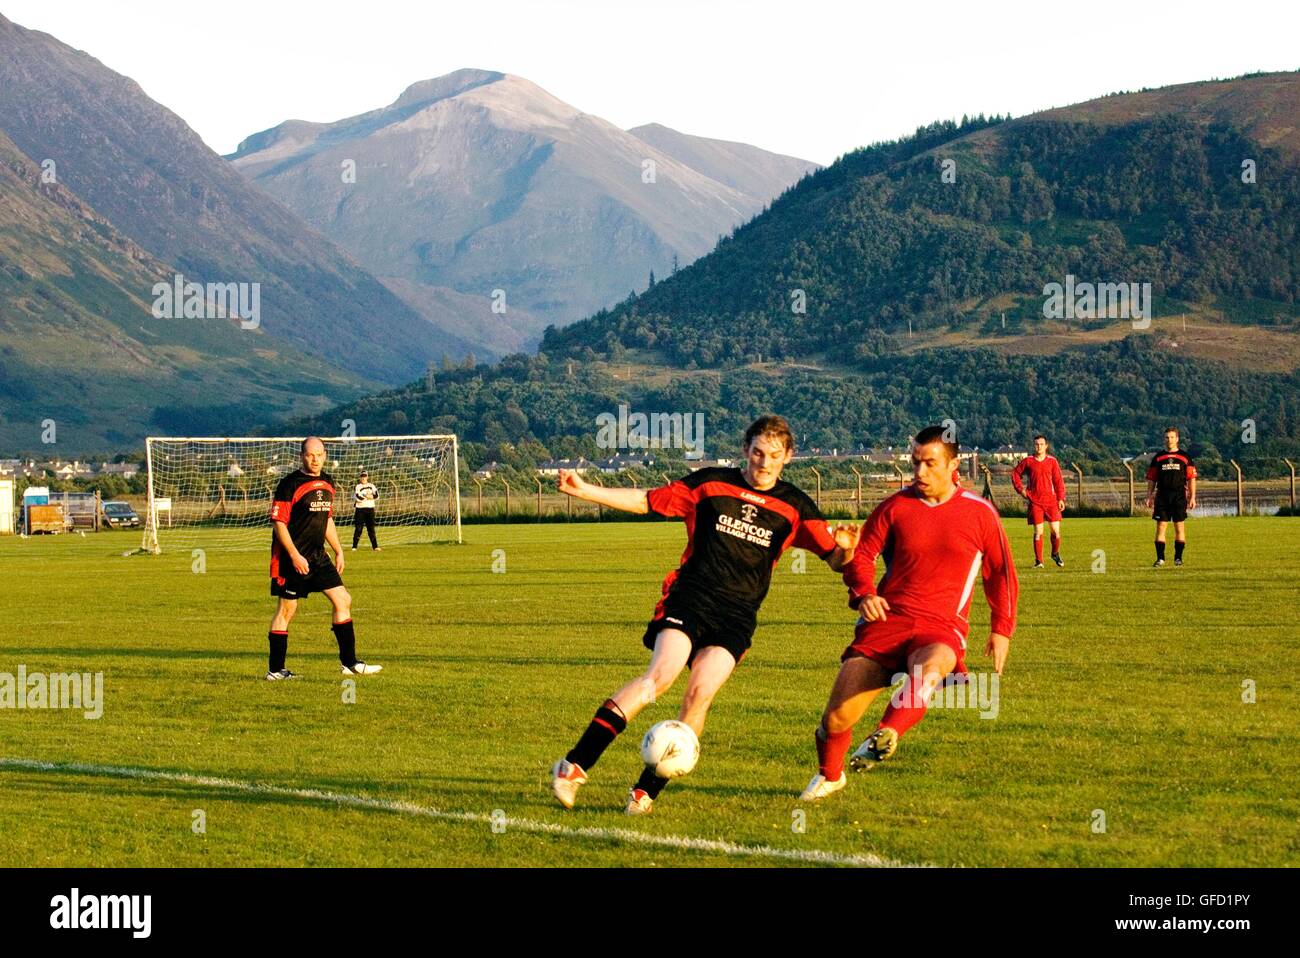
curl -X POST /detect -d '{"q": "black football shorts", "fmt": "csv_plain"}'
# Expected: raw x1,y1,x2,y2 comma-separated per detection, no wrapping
642,589,757,666
271,560,344,599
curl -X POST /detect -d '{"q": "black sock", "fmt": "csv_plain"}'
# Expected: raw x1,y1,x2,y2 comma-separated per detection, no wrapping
634,765,671,800
268,631,288,672
1155,540,1166,560
566,700,627,771
1174,540,1185,560
332,619,357,666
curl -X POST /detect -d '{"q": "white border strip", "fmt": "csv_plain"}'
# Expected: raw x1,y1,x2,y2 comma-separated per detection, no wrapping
0,757,919,868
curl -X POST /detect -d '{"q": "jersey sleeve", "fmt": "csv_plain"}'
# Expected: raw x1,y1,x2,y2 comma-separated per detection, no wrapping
1010,459,1028,496
1145,460,1158,482
790,495,836,558
842,498,893,608
270,475,293,523
646,470,709,519
980,510,1018,637
1186,458,1197,482
1052,460,1067,502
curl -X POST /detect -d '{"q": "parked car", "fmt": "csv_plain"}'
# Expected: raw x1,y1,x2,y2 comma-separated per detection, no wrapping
102,501,141,528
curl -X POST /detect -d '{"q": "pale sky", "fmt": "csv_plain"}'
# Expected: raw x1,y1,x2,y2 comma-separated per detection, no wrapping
5,0,1297,165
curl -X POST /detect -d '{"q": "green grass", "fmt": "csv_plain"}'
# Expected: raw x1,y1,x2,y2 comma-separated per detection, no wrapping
1,518,1297,867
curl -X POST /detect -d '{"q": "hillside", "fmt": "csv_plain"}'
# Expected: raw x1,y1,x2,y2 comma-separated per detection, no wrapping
227,69,819,356
542,72,1300,368
288,73,1300,472
0,12,474,383
0,130,367,452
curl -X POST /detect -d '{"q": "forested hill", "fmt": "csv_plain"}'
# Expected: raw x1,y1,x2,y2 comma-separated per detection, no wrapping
541,72,1300,368
284,335,1300,475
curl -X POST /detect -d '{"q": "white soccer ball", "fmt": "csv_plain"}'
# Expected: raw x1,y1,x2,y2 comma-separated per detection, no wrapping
640,720,700,778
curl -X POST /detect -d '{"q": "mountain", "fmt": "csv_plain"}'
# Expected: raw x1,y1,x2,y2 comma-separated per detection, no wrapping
289,73,1300,471
227,70,820,357
543,71,1300,367
0,129,367,452
0,13,475,384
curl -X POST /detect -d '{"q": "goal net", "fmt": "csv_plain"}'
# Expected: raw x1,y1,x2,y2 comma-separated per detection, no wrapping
140,435,461,553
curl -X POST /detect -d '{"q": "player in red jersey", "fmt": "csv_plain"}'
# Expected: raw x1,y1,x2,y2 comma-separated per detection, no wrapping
1010,434,1067,569
799,425,1018,801
549,415,862,815
1145,426,1197,567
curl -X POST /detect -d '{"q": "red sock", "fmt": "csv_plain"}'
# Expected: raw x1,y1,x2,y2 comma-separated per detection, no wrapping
1050,532,1061,554
879,676,929,738
816,724,853,780
1033,536,1044,563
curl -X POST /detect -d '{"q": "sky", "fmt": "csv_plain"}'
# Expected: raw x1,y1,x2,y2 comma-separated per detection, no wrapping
4,0,1297,165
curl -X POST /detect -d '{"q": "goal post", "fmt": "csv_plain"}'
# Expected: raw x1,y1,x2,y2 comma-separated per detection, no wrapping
140,435,461,554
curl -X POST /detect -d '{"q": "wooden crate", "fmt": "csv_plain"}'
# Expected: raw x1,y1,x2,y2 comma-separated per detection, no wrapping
27,503,66,534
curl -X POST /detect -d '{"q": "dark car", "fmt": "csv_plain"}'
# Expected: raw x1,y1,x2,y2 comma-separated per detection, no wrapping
102,501,141,529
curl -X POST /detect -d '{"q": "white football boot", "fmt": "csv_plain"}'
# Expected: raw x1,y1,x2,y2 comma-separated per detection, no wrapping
848,727,899,771
625,787,654,816
341,661,383,675
799,772,847,801
551,759,587,809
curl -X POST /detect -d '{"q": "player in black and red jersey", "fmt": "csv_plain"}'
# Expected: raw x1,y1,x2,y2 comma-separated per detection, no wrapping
800,425,1018,801
1145,426,1197,567
266,436,382,680
548,415,861,815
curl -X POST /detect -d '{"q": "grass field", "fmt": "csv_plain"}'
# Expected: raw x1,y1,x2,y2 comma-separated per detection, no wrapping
1,518,1297,867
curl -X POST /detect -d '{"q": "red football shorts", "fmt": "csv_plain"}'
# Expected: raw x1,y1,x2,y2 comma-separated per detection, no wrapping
842,612,968,675
1026,501,1062,525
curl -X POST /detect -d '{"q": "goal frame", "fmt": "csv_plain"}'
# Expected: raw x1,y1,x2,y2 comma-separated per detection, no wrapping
140,434,462,553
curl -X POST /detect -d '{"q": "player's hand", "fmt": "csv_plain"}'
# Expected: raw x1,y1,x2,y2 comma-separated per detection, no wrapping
985,632,1010,675
335,551,345,574
1188,497,1197,510
1144,496,1154,509
831,523,861,556
557,469,586,498
859,595,890,622
291,552,310,575
1058,500,1066,512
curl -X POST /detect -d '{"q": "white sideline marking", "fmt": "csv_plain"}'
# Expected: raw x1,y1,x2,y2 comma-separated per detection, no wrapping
0,757,918,868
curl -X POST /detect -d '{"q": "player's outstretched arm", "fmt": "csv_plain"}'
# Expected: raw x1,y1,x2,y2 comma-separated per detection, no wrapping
557,468,649,514
326,517,345,573
273,520,310,575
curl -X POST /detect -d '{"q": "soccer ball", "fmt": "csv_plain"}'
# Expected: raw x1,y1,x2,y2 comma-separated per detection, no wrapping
640,720,700,778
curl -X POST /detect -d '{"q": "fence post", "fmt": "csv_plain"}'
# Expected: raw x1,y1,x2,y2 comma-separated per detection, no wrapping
980,464,997,506
1122,460,1135,516
474,478,484,516
1285,459,1296,510
591,474,604,521
809,466,822,509
850,466,863,518
502,478,511,521
94,489,101,532
535,476,543,520
891,462,905,491
1069,462,1084,507
1230,460,1243,516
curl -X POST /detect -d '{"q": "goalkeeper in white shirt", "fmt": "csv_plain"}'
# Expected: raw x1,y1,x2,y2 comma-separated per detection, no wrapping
351,470,381,551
